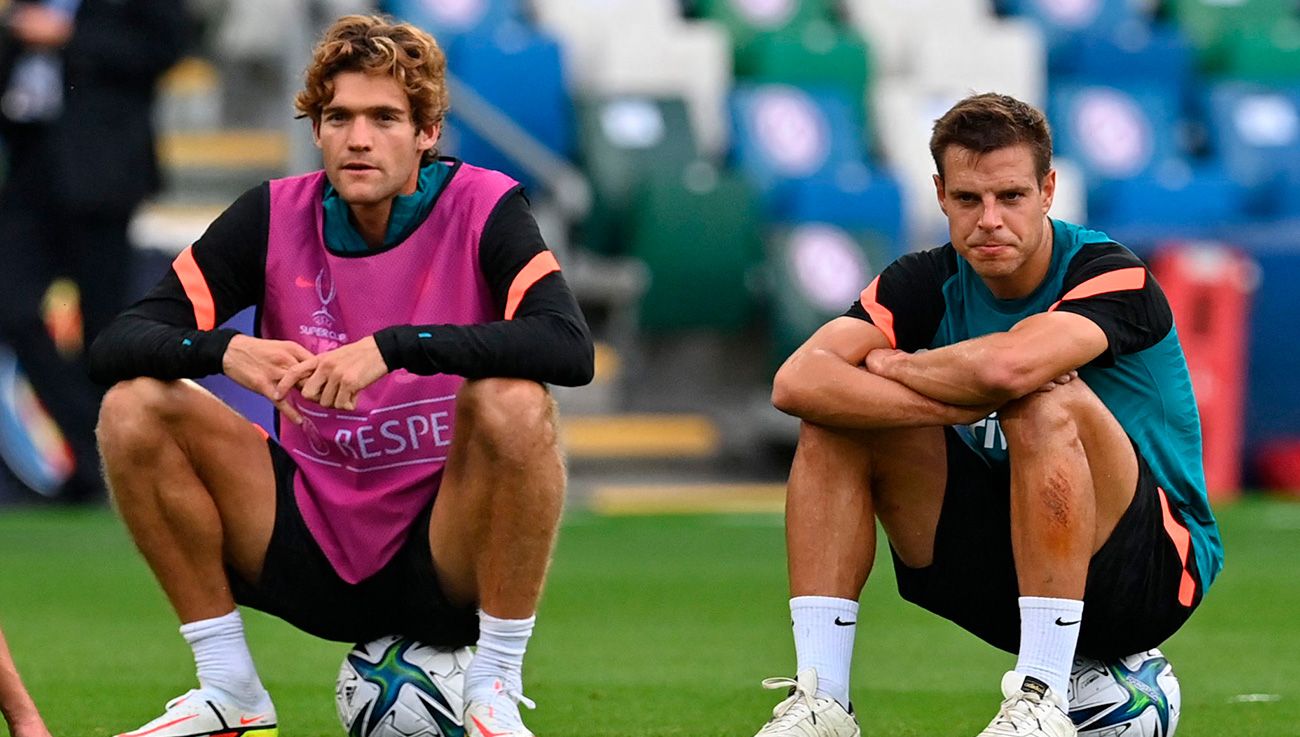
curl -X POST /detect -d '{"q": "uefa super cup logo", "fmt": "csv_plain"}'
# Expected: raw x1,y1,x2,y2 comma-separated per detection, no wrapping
313,268,337,326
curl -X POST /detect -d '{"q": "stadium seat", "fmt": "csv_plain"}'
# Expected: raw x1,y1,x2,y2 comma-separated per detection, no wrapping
742,22,873,131
1001,0,1147,71
578,20,733,157
625,164,764,332
912,17,1048,108
1062,24,1196,95
383,0,522,39
694,0,836,74
1048,82,1183,182
842,0,992,77
1171,0,1294,72
531,0,680,82
1205,81,1300,217
1205,82,1300,194
728,84,868,214
445,23,573,189
1090,162,1251,237
575,96,700,255
779,167,905,260
1223,22,1300,82
765,223,891,363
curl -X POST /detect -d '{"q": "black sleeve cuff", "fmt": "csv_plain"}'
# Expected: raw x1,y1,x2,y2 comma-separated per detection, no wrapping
373,325,420,374
198,328,242,376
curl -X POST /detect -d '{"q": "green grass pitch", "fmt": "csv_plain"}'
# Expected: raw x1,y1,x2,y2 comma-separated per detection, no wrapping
0,497,1296,736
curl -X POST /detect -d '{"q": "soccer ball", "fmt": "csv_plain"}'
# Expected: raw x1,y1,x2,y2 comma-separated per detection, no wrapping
336,635,473,737
1068,648,1181,737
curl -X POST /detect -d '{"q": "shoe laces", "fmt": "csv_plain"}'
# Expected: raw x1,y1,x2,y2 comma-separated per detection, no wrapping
761,676,819,731
475,681,536,731
991,690,1054,732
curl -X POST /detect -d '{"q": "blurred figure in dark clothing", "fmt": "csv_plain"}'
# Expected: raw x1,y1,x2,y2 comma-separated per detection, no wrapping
0,0,188,500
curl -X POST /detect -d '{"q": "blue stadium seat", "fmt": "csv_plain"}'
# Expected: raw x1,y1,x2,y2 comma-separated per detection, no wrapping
382,0,521,40
779,168,905,260
1090,162,1251,237
1049,82,1183,183
1204,82,1300,215
444,24,573,190
1002,0,1146,71
1063,24,1196,97
765,222,891,364
728,83,868,214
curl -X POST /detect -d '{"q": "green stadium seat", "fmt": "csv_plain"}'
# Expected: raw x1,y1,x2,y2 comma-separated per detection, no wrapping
575,96,700,255
1224,21,1300,81
625,164,764,333
1171,0,1295,72
765,223,891,365
695,0,837,75
743,22,873,128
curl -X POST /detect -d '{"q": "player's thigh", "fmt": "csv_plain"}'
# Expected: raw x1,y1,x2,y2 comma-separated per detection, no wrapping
890,428,1023,653
101,377,278,578
1000,379,1139,549
864,424,949,569
1077,447,1204,658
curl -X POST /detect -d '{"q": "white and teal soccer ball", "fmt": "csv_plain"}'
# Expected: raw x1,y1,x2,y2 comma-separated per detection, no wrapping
1069,648,1181,737
336,636,473,737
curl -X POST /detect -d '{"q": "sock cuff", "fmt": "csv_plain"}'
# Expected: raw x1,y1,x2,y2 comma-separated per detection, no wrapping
179,609,242,641
1019,596,1084,614
790,596,859,614
478,610,537,634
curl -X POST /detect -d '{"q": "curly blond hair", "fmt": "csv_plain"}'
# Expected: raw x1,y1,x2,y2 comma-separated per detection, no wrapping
295,15,449,163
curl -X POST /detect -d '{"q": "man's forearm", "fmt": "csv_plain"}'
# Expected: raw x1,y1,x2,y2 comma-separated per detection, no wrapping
869,336,1016,407
774,349,996,430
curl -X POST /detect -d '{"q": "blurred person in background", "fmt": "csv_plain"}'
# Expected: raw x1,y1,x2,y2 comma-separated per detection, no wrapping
0,623,51,737
90,14,591,737
0,0,188,500
756,93,1220,737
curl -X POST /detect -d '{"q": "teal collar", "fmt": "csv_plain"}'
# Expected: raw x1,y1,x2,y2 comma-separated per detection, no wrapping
321,161,451,253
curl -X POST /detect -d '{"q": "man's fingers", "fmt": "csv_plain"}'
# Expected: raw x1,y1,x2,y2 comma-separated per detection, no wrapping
276,398,303,425
275,362,315,399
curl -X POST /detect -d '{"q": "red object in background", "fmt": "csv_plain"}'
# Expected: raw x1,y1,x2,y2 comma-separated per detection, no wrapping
1255,440,1300,497
1150,244,1256,501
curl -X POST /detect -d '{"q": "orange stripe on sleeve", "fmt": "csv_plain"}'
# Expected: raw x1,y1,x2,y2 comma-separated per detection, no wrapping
1157,487,1197,607
504,250,561,320
1049,266,1146,311
172,246,216,330
858,276,897,348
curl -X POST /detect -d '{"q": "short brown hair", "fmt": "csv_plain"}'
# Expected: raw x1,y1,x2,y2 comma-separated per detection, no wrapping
929,93,1052,183
295,15,450,163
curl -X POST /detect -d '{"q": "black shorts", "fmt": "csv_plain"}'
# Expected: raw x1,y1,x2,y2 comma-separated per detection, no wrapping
226,439,478,646
891,427,1203,659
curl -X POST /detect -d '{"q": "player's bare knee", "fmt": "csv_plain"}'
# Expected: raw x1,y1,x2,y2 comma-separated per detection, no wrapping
457,378,557,455
1000,381,1092,449
97,378,183,458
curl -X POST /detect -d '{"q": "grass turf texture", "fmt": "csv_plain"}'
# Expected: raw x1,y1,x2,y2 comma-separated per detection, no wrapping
0,498,1296,737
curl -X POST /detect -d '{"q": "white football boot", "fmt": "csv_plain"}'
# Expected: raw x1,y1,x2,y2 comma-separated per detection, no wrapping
464,678,536,737
113,689,277,737
752,668,861,737
977,672,1077,737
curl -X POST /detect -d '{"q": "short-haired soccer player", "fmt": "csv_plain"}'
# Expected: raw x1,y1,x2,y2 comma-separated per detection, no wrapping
90,15,593,737
750,93,1222,737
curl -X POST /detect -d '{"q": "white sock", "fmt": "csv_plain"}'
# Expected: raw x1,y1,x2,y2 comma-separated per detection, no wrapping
179,610,268,707
1014,596,1084,698
464,610,535,703
791,596,858,710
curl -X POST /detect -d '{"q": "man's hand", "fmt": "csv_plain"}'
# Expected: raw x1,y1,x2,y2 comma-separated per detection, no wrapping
865,347,905,378
1036,370,1079,393
222,334,315,424
8,5,74,48
274,336,389,412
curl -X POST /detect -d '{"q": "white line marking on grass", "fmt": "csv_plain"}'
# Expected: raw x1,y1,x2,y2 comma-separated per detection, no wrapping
1230,694,1282,703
